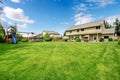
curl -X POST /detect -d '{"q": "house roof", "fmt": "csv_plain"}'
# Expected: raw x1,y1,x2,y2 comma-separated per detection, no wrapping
43,30,60,35
102,28,115,34
66,20,105,31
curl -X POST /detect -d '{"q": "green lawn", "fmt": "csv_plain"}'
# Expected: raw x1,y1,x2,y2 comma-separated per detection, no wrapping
0,42,120,80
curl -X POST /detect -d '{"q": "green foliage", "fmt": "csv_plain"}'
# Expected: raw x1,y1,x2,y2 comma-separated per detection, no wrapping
114,18,120,36
105,21,112,29
63,32,66,36
109,38,113,41
16,34,22,41
118,39,120,45
99,38,104,42
21,38,28,42
52,37,56,41
75,38,81,42
43,33,51,41
0,24,5,43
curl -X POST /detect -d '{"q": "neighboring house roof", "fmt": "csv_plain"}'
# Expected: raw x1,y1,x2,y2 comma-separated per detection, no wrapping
66,20,105,31
42,30,61,38
43,30,60,35
36,33,42,36
102,28,115,34
34,33,42,38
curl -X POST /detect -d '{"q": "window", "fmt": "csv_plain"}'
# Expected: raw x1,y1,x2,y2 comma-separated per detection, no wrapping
77,29,80,32
69,36,73,40
81,28,84,31
75,35,79,38
70,31,72,33
96,26,101,29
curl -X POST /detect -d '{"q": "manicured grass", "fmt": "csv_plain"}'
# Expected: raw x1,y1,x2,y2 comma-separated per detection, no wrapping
0,42,120,80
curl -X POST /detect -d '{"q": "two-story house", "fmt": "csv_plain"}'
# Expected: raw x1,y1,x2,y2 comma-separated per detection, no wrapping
65,20,116,42
42,30,61,38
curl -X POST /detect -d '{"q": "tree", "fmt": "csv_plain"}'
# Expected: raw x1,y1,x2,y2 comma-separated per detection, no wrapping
0,0,3,15
11,24,17,34
0,24,5,42
63,32,66,36
114,18,120,36
75,37,81,42
105,21,112,29
16,34,22,41
43,32,51,41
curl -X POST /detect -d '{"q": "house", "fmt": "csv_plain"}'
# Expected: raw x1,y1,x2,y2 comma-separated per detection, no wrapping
42,30,61,38
65,20,116,42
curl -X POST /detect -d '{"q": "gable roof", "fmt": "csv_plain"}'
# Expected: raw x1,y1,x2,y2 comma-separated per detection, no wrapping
66,20,105,31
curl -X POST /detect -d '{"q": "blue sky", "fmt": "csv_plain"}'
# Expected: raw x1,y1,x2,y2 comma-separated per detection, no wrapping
1,0,120,35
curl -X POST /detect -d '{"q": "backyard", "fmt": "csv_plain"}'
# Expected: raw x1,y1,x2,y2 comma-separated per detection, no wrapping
0,42,120,80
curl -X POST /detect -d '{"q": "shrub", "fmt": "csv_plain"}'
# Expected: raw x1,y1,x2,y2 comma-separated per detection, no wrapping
118,39,120,45
0,36,4,42
16,34,22,42
21,38,28,42
75,38,81,42
99,38,104,42
63,38,68,42
43,33,51,41
52,37,56,42
109,38,113,41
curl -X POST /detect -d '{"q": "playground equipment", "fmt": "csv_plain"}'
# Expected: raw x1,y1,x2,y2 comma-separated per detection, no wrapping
0,19,35,43
5,25,18,44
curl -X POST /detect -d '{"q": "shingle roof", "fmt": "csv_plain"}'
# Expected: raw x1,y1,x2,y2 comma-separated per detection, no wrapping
102,28,115,34
66,20,105,31
43,30,60,35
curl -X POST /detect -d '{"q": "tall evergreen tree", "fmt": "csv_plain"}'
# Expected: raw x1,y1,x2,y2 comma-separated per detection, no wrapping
105,21,112,29
114,18,120,36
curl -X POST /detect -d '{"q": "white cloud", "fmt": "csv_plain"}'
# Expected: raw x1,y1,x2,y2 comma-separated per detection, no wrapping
11,0,21,3
87,0,116,7
4,6,34,24
73,0,116,12
17,23,27,28
106,15,120,25
74,12,95,25
1,17,6,21
73,3,87,11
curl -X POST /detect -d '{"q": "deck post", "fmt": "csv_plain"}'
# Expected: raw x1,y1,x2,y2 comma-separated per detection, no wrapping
97,33,98,42
88,34,89,42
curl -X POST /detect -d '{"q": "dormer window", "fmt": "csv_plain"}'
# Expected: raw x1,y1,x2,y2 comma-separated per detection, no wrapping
81,28,84,31
96,26,100,29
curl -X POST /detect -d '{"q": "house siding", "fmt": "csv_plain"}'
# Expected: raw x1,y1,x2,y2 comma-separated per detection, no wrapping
65,20,116,42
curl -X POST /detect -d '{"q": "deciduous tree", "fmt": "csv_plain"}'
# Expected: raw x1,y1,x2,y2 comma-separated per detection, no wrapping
0,24,5,42
43,32,51,41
